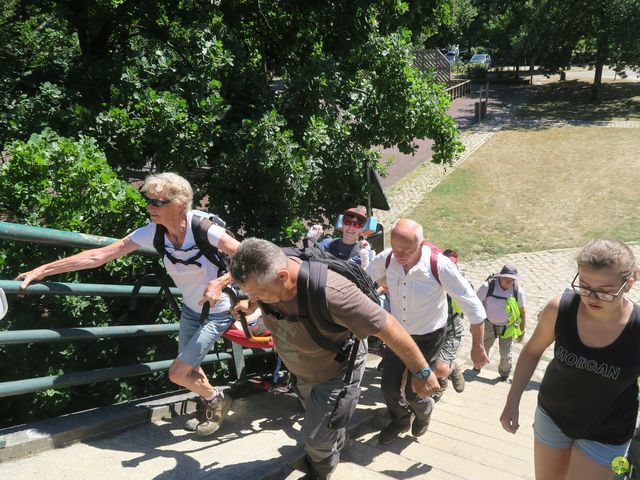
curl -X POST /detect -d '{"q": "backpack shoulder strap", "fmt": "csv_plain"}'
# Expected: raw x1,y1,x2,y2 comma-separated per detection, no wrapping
153,224,168,256
347,242,361,260
296,260,350,359
486,276,496,298
191,214,227,273
430,247,440,285
385,251,393,269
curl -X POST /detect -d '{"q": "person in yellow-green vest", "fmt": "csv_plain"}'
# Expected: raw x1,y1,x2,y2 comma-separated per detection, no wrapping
476,263,527,381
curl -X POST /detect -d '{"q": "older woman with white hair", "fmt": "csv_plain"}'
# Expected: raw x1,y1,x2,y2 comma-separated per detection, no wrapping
17,172,238,437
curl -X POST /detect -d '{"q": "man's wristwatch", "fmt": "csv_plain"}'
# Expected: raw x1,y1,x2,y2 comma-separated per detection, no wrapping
414,366,432,380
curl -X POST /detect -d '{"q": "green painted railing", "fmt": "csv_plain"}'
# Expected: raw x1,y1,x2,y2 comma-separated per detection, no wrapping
0,221,272,399
0,221,158,256
0,279,180,297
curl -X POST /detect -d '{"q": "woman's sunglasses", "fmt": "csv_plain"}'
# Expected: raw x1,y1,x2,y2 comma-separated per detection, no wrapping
343,218,363,228
144,196,172,207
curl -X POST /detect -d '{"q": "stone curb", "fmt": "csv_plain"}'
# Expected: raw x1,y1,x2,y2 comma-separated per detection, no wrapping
0,391,197,463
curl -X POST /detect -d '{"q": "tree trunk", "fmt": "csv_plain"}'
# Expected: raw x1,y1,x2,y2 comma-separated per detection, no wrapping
590,62,604,101
515,61,520,77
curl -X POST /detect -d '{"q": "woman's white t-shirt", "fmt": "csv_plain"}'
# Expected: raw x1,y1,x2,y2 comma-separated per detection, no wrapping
128,210,230,313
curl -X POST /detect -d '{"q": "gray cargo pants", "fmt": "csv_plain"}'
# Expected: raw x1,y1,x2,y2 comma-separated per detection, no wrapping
296,341,367,479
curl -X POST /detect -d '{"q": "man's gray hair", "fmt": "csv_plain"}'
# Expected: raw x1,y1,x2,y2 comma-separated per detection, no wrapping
230,238,288,285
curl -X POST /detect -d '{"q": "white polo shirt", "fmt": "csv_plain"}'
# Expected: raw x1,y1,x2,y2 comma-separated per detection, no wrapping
366,245,486,335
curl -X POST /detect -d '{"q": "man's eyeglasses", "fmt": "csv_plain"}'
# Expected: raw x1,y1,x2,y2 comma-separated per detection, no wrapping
570,273,629,302
342,218,363,229
144,196,172,207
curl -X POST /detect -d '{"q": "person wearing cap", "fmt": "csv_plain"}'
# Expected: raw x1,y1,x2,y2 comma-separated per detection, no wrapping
476,262,527,381
308,206,373,269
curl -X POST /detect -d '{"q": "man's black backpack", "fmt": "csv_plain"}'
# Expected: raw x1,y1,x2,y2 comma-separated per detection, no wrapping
273,238,380,361
153,213,231,277
274,238,380,429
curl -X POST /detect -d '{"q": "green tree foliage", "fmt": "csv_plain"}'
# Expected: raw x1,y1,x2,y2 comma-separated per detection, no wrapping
0,1,460,424
0,0,461,240
0,130,182,426
452,0,640,99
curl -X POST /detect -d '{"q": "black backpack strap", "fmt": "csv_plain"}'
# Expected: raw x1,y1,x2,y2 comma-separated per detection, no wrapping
486,276,496,298
153,222,205,268
191,215,228,274
153,224,168,257
297,260,352,362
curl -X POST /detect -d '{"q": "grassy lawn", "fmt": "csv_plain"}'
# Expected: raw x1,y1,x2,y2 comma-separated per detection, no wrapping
516,80,640,122
407,126,640,258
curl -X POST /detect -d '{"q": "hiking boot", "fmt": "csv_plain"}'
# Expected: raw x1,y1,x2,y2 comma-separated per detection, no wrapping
449,362,466,393
430,377,448,403
184,397,204,431
378,419,410,445
499,373,510,382
195,391,233,437
412,398,434,437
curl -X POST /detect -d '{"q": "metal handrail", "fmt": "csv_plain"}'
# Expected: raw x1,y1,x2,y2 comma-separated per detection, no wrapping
0,221,272,400
0,349,267,398
0,280,180,297
0,221,158,257
0,324,180,345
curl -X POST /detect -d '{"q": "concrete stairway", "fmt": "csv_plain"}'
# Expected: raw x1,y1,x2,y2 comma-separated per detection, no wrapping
0,349,543,480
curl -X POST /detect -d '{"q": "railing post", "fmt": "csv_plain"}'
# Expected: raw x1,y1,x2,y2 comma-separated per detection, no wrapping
230,342,247,380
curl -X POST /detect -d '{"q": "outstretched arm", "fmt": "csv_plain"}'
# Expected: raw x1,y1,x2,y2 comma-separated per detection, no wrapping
16,236,140,290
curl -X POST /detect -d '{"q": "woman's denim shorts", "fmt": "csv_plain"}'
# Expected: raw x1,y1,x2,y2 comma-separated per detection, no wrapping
177,304,232,366
534,405,631,467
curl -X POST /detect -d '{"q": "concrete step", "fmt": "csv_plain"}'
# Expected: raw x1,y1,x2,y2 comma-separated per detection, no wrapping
0,353,540,480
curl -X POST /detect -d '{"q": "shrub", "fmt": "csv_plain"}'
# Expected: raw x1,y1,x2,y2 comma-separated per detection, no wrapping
0,130,187,427
467,64,488,79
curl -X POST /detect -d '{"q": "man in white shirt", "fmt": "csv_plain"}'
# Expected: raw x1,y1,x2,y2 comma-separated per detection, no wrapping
366,219,489,445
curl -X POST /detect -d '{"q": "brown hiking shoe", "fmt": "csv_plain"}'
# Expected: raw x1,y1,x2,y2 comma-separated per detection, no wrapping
195,391,233,437
184,397,205,431
449,362,466,393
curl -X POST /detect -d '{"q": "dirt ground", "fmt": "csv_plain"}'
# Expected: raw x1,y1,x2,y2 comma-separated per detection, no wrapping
408,126,640,257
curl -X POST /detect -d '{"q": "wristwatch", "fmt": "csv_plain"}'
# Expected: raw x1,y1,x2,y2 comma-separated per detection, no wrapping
414,366,432,380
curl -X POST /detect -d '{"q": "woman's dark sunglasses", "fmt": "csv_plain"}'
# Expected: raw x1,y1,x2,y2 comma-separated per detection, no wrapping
342,218,363,228
144,196,172,207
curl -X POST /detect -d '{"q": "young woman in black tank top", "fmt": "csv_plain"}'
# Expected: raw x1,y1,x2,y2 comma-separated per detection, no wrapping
499,238,640,480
